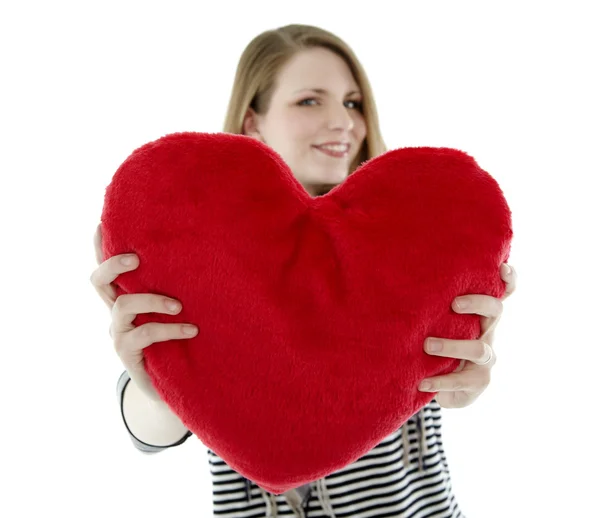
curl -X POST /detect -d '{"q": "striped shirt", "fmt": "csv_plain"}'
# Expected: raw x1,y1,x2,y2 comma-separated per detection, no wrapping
117,371,464,517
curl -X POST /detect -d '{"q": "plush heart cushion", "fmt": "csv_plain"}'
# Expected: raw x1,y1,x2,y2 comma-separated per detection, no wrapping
101,132,512,494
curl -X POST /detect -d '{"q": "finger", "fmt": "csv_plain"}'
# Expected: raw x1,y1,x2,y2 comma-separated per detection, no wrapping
479,317,499,344
453,294,503,318
93,224,104,265
419,369,490,393
90,254,139,289
453,359,467,373
115,322,199,356
90,254,140,307
500,263,517,300
111,293,183,334
425,338,495,366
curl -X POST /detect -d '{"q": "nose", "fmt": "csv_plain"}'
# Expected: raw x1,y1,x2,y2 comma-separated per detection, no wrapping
326,103,355,132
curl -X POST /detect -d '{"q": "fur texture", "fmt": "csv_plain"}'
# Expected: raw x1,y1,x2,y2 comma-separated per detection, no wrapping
101,132,512,494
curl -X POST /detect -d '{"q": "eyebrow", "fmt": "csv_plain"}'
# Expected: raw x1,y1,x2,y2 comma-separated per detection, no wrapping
293,88,361,96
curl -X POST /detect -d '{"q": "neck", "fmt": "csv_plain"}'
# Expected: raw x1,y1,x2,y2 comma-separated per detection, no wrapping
303,183,336,197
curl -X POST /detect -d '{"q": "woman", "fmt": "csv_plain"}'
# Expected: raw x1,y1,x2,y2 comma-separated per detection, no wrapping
91,24,517,518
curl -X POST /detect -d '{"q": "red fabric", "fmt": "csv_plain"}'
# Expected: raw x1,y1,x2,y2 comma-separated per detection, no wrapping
101,132,512,494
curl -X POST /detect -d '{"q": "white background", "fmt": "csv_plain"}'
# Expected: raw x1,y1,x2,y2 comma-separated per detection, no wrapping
1,1,598,517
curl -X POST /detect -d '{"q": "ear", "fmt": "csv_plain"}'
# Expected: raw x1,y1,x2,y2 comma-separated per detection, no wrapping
242,107,264,142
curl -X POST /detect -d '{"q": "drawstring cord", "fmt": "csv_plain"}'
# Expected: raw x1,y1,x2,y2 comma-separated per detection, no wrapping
402,419,411,467
250,409,430,516
417,409,429,472
403,409,429,472
314,478,336,517
257,485,307,517
255,477,337,517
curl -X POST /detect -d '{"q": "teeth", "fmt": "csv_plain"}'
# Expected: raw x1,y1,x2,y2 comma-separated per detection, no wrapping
319,144,348,152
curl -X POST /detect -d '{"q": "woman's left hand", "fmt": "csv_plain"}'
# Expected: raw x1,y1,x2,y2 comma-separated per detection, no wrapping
418,262,518,408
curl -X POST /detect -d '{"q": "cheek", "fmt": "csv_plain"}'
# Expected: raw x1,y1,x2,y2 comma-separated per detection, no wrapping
295,130,321,154
299,117,322,139
293,108,324,131
280,115,314,143
354,116,367,140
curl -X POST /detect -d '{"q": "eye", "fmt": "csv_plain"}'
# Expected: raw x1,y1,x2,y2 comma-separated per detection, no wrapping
298,98,318,106
297,98,363,110
345,100,363,110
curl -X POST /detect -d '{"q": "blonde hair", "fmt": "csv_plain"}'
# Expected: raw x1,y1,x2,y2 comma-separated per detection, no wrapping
222,23,388,194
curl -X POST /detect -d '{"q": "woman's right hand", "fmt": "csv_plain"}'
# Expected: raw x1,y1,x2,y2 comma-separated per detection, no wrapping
90,224,198,402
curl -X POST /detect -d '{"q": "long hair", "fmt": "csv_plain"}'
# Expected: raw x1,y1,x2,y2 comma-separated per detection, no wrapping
222,23,388,194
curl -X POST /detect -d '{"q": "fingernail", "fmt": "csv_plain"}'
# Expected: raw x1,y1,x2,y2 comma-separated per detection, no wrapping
502,264,512,276
454,299,468,310
166,300,181,312
183,325,198,336
426,339,443,352
419,381,433,391
120,255,135,265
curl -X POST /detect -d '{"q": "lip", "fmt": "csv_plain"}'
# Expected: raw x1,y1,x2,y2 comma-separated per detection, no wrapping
313,144,350,158
315,141,350,147
313,142,351,151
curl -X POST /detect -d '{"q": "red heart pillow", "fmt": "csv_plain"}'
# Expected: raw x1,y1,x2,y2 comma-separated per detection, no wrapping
101,132,512,494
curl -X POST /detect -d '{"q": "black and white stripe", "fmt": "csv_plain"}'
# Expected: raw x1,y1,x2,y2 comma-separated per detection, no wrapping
118,371,463,517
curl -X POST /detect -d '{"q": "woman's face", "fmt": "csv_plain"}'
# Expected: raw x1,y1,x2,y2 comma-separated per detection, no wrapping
243,47,367,196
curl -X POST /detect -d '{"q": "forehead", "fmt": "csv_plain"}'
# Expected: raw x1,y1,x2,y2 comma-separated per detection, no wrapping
275,48,360,93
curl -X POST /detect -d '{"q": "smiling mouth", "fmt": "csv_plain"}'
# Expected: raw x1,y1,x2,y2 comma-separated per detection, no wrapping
312,145,350,158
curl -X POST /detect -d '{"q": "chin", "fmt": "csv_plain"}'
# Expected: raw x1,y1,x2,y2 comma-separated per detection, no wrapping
306,177,347,197
296,166,349,195
311,169,349,185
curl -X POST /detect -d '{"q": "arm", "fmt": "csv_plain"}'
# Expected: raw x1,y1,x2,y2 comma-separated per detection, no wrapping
117,371,192,453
